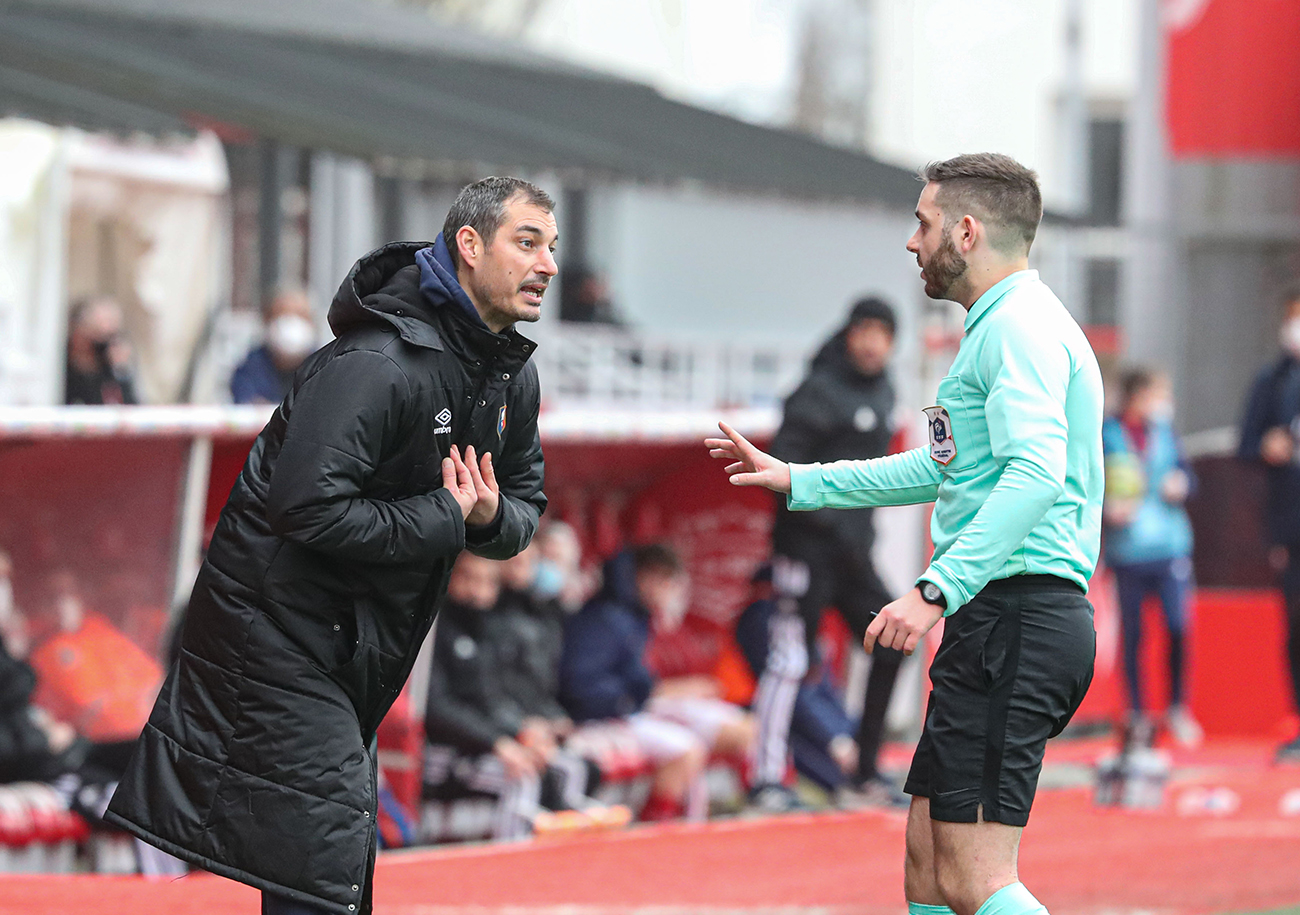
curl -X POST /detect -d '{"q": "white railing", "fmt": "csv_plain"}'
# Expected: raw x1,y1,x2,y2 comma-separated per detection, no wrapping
531,324,806,411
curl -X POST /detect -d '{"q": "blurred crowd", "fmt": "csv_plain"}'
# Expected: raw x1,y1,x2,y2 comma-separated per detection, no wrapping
416,521,890,843
61,275,622,407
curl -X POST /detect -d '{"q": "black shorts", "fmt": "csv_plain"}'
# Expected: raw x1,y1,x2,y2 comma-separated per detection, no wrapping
904,575,1095,827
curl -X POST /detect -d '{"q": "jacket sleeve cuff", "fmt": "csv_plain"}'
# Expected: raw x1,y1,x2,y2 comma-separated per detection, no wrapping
786,463,824,511
464,501,504,547
918,566,968,618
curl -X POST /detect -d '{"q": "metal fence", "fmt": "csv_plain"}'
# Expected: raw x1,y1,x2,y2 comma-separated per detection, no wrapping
531,324,805,410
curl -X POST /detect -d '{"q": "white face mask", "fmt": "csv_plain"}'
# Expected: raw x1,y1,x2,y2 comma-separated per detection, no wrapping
1149,399,1175,423
1282,317,1300,358
267,315,317,360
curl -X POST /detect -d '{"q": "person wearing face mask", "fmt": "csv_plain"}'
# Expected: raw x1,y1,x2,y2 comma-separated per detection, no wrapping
533,521,589,611
1239,284,1300,762
1102,368,1200,747
230,288,321,405
64,296,139,406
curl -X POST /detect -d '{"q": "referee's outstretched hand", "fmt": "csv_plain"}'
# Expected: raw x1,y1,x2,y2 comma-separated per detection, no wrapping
864,588,944,657
705,422,791,493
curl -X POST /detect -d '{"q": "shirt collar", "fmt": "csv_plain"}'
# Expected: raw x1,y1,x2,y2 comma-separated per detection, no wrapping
964,269,1037,331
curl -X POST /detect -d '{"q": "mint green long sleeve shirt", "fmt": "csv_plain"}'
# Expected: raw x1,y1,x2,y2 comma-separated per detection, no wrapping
787,270,1104,614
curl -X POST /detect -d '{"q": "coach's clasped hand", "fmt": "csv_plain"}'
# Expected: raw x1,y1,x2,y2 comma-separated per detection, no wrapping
443,444,501,523
863,587,944,656
705,421,792,493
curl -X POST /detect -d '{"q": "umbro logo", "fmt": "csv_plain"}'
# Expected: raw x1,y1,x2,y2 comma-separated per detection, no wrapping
434,408,452,434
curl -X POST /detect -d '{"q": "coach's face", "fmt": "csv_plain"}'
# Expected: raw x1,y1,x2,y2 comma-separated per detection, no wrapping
906,182,968,302
458,195,559,333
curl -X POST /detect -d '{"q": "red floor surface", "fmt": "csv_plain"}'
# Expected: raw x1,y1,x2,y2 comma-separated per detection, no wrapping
4,739,1300,915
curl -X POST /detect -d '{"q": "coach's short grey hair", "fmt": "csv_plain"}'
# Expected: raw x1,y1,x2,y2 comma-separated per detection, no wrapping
442,176,555,270
920,154,1043,256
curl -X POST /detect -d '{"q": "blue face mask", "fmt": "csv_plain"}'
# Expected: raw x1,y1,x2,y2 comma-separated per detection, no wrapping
533,559,565,600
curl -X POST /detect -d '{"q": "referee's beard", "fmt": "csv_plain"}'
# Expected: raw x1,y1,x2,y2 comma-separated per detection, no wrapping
922,230,969,302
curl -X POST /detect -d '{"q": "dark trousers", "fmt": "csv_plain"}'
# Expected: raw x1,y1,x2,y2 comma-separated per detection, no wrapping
773,527,902,781
789,678,857,791
1113,557,1192,712
1280,545,1300,714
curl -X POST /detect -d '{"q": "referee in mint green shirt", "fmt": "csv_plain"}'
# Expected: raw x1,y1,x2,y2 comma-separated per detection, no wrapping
708,154,1102,915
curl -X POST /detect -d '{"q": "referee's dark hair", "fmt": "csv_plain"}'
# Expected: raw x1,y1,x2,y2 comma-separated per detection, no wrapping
443,176,555,270
631,543,683,576
920,153,1043,257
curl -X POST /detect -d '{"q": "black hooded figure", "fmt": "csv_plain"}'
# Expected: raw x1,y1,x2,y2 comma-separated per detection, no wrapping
748,296,907,808
105,208,548,914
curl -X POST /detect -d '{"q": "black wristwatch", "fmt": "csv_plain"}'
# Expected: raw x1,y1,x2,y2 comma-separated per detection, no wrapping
919,581,947,610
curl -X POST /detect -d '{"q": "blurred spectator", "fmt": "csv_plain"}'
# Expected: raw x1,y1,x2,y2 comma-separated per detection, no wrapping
424,554,591,840
230,288,318,404
734,567,868,806
533,520,592,612
1102,368,1200,747
558,266,620,324
1239,284,1300,762
493,547,629,829
754,296,906,812
494,545,571,735
0,551,30,660
0,552,77,783
560,545,750,822
0,553,138,821
27,571,162,743
0,636,79,785
64,296,138,405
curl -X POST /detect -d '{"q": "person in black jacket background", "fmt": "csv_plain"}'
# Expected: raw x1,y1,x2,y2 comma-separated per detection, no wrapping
106,177,556,915
749,297,908,811
424,553,581,839
1239,284,1300,762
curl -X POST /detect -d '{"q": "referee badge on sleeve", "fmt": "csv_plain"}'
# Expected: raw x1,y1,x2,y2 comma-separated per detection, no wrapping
924,405,958,465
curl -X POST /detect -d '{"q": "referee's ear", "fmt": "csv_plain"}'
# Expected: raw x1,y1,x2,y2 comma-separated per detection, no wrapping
953,214,981,255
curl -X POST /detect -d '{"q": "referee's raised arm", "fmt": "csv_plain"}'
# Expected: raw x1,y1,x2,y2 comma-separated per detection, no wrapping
718,153,1104,915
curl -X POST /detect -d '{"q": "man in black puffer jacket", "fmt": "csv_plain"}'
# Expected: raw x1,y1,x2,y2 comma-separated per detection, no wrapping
749,297,908,812
105,177,556,915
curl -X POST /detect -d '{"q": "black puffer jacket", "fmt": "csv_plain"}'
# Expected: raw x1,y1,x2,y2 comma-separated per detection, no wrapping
491,588,568,721
770,325,896,559
105,238,545,915
423,599,527,754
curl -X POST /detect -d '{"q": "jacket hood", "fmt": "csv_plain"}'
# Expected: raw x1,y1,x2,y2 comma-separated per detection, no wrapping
326,240,445,350
416,234,489,330
594,550,645,614
327,238,538,363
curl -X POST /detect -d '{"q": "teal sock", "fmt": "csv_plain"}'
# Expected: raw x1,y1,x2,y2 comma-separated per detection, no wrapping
973,883,1048,915
908,903,956,915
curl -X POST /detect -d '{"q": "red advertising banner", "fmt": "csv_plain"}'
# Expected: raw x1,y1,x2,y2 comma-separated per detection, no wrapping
1166,0,1300,156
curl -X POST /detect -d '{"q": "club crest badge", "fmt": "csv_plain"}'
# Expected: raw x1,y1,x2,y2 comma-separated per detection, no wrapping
497,404,507,438
923,405,958,465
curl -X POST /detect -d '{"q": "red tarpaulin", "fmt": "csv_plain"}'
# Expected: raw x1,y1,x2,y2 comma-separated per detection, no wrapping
1166,0,1300,156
